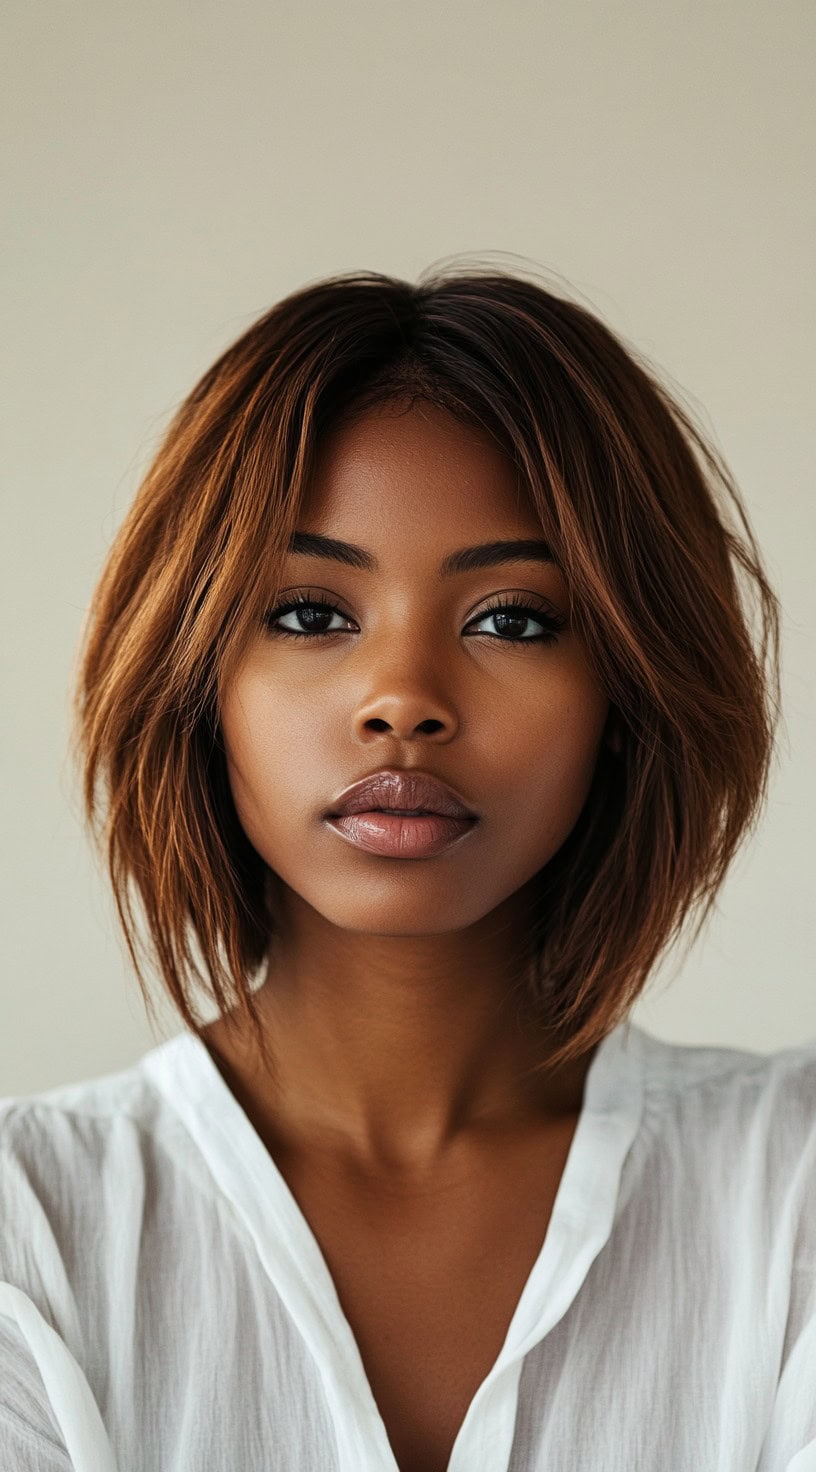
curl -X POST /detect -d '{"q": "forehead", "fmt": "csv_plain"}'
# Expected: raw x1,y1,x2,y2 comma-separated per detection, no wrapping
301,402,543,544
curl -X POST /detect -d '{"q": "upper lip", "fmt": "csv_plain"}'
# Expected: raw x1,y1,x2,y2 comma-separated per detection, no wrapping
326,768,479,820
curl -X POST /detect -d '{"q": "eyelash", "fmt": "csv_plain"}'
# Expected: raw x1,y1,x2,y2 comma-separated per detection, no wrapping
262,590,567,646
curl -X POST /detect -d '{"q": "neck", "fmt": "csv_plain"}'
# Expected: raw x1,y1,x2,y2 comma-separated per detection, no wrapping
204,888,597,1172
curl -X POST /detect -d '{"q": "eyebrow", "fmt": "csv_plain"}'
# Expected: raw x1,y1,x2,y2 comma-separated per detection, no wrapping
287,530,556,576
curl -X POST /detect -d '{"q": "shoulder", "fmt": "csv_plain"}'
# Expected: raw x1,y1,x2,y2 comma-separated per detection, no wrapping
631,1022,816,1244
622,1028,816,1456
0,1033,216,1193
634,1022,816,1157
0,1037,237,1465
0,1047,204,1330
0,1034,233,1290
634,1022,816,1138
0,1052,168,1198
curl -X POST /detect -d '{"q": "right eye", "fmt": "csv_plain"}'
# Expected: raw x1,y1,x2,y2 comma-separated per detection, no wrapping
263,594,356,639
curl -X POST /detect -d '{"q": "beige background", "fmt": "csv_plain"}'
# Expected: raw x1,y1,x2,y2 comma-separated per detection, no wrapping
3,1,814,1094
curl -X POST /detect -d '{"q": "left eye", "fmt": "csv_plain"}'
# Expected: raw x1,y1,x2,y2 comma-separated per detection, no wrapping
466,604,565,644
263,595,566,645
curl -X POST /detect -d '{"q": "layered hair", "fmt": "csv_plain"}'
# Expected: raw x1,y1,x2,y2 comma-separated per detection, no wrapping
71,263,782,1071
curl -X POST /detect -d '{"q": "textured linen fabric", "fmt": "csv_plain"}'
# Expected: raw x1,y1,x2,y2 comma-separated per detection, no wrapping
0,1018,815,1472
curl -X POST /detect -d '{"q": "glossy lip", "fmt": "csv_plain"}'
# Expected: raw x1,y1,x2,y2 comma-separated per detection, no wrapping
323,767,480,860
325,767,479,820
325,810,478,859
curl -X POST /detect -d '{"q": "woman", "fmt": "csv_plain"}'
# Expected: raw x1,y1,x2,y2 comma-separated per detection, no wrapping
1,265,813,1471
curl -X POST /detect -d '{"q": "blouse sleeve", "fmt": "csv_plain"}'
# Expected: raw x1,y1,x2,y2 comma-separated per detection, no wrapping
0,1284,119,1472
757,1049,816,1471
0,1101,121,1472
759,1305,816,1471
0,1309,74,1470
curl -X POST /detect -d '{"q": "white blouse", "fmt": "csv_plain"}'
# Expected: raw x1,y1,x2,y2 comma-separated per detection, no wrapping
1,1018,815,1471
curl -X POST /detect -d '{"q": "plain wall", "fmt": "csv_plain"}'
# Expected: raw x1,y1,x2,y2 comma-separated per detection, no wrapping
2,0,814,1093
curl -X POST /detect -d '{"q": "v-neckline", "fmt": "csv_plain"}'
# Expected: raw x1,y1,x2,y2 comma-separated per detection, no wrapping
141,1017,647,1472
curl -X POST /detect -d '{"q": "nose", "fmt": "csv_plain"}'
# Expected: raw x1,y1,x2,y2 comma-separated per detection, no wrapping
357,707,450,739
350,671,459,745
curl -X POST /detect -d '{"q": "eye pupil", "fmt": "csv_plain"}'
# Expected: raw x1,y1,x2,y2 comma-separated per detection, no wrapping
297,607,332,631
493,611,527,637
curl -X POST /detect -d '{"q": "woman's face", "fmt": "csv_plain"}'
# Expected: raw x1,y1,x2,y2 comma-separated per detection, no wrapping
220,401,612,938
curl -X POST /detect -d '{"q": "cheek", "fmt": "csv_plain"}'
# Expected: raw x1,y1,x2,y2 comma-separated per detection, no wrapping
220,668,335,862
486,675,610,851
220,676,291,856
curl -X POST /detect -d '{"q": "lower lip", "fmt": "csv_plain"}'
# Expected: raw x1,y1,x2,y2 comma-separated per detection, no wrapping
325,811,478,858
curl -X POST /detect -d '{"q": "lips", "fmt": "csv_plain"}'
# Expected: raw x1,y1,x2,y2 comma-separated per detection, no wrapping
326,768,478,820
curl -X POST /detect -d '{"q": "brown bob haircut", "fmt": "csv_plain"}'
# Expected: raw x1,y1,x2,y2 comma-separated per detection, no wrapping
71,263,782,1074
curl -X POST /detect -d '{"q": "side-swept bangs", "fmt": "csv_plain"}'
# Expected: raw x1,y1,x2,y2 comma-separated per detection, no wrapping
71,264,781,1070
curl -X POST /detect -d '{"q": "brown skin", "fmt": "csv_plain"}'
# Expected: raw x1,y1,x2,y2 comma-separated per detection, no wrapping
205,401,616,1471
